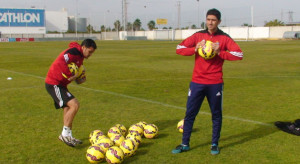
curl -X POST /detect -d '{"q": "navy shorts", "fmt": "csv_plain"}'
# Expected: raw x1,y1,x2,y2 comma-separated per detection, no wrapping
45,83,75,109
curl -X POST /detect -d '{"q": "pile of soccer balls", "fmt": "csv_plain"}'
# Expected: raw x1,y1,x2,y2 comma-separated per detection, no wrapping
86,122,158,164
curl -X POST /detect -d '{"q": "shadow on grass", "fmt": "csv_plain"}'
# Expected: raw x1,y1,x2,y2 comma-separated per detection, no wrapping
123,149,149,164
152,119,185,139
154,119,180,131
138,142,154,148
192,123,278,150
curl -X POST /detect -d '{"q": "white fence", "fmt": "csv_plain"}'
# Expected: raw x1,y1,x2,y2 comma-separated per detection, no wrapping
1,26,300,41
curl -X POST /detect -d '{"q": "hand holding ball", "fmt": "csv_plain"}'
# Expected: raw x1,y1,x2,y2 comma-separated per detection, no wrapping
198,40,217,60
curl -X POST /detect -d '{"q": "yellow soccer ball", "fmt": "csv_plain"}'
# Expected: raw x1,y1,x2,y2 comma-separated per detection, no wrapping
68,62,78,76
106,146,124,164
128,124,144,136
76,65,86,83
110,134,125,147
177,119,184,133
91,134,107,145
115,124,127,136
119,139,136,157
126,133,142,147
94,137,114,152
86,145,105,163
77,65,86,77
136,121,147,130
144,124,158,139
89,130,105,144
198,40,216,60
107,126,121,138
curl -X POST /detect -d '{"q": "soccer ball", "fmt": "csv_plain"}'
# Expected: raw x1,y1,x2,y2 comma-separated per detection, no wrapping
68,62,79,76
136,121,147,129
115,124,127,136
76,65,86,83
91,134,107,145
177,119,184,133
126,133,142,146
119,139,136,157
198,40,216,60
86,145,105,163
94,137,114,152
128,124,144,136
89,130,105,144
106,146,124,164
107,126,121,138
144,124,158,139
77,65,86,77
110,134,125,147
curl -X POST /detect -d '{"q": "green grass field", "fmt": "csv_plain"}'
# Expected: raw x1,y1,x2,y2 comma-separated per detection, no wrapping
0,40,299,163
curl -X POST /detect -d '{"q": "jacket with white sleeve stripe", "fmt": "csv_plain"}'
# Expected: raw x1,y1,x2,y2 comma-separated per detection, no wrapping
176,28,243,84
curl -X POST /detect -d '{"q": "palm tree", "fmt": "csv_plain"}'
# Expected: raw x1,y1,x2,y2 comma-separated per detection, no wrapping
126,22,133,31
114,20,121,31
133,19,142,31
100,25,106,32
147,20,156,30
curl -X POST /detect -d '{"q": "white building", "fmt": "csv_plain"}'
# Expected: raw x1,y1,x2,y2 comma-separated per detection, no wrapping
45,9,68,33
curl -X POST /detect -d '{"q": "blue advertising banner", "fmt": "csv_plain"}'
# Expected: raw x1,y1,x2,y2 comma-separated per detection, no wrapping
0,8,45,27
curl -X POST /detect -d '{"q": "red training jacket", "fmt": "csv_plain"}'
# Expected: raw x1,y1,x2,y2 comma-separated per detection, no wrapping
45,42,84,87
176,29,243,84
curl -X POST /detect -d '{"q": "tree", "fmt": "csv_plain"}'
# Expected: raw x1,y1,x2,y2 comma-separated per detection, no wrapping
201,22,205,29
242,23,252,27
100,25,106,32
126,22,133,31
114,20,121,31
133,19,142,31
264,19,285,26
147,20,156,30
191,24,197,29
86,24,96,33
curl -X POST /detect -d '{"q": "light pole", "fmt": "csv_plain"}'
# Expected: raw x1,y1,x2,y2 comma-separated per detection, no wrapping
197,0,200,28
75,0,78,40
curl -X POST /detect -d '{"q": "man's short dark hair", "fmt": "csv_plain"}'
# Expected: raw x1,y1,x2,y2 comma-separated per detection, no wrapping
206,8,221,20
81,39,97,49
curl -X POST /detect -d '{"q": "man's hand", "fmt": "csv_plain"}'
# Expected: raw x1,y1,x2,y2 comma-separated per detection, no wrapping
212,42,220,55
75,75,86,84
195,40,206,52
67,72,79,81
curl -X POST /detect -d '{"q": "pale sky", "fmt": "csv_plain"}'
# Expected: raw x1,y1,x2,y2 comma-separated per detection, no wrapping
2,0,300,30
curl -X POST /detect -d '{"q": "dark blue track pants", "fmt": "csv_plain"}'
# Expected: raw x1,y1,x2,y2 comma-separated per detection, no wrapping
182,82,223,145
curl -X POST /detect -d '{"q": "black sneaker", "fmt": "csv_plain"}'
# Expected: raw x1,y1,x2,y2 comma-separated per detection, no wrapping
275,121,300,136
211,144,220,155
287,124,300,136
171,144,190,154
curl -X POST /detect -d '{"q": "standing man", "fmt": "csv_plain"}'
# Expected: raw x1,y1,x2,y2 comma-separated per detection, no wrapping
45,39,97,147
172,8,243,155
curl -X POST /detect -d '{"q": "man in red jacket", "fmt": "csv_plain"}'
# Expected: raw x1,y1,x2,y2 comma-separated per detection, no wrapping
45,39,97,147
172,8,243,155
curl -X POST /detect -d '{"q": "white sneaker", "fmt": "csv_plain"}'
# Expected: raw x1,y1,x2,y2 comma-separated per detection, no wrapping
72,137,83,145
58,134,77,147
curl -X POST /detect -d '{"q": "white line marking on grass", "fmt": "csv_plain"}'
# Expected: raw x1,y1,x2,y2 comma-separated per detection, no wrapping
0,68,274,126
